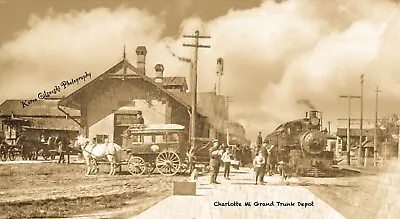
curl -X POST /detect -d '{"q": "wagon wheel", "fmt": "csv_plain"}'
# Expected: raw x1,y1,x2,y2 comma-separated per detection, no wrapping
0,146,7,161
156,151,181,176
8,148,16,161
127,156,146,175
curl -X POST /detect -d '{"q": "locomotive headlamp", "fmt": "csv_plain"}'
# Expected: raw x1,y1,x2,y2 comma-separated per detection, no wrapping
310,118,319,126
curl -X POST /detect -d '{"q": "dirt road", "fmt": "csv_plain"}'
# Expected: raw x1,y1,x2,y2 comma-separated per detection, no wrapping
0,163,186,218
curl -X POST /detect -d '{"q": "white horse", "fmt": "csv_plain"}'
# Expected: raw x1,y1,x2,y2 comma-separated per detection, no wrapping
74,135,121,175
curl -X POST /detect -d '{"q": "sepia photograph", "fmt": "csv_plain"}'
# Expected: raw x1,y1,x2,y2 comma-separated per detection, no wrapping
0,0,400,218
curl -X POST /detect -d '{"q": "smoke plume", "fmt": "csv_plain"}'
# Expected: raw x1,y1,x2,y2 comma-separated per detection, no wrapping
297,99,316,111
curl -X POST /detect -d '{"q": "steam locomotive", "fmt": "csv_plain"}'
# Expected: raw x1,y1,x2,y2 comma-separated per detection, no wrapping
264,110,334,177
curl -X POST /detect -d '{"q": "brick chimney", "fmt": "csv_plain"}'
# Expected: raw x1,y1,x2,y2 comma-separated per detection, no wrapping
154,64,164,83
135,46,147,75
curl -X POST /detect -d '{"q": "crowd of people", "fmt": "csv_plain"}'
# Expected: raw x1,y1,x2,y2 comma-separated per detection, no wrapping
207,131,287,185
38,133,72,163
209,139,248,184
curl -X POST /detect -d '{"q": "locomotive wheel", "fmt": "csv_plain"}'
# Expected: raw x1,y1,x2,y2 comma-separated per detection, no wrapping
156,151,181,176
0,146,7,161
127,156,146,175
8,148,16,161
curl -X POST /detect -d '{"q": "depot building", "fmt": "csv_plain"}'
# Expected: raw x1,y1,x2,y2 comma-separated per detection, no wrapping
55,46,248,146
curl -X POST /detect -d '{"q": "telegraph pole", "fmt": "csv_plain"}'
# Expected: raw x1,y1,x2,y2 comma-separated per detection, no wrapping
339,94,361,165
183,30,211,152
373,86,382,167
225,96,233,145
359,74,364,166
216,58,224,96
397,120,400,161
328,121,332,134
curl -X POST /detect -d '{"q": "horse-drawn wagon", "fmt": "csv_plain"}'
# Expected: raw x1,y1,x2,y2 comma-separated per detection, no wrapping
121,124,191,176
0,117,30,161
0,116,71,161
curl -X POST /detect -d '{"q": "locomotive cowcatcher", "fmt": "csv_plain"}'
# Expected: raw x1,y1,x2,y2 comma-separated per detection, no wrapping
264,110,334,177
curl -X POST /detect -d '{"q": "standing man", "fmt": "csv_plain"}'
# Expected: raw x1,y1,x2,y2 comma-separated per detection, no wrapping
222,147,232,180
56,134,65,164
136,112,144,124
209,139,223,184
259,142,268,183
256,132,263,147
267,145,276,175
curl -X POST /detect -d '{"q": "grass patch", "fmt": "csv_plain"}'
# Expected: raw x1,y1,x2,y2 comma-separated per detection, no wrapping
0,191,145,218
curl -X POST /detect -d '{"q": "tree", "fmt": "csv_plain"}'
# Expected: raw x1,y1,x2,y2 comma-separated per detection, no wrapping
378,114,399,142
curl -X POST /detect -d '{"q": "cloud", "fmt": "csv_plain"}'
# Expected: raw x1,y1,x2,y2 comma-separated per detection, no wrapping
1,0,400,141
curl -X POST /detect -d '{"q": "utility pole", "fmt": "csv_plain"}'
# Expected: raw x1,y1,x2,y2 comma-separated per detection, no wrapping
183,30,211,152
373,86,382,167
216,58,224,96
359,74,364,166
397,120,400,161
339,94,361,165
328,121,332,134
397,119,400,161
225,96,232,146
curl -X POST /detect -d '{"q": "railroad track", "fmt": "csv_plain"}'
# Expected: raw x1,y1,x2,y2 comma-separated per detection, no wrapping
306,177,400,219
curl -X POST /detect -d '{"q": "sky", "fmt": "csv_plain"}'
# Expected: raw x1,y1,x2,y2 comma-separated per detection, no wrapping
1,0,400,141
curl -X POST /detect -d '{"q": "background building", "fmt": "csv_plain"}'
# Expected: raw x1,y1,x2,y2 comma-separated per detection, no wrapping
336,119,376,150
0,99,80,142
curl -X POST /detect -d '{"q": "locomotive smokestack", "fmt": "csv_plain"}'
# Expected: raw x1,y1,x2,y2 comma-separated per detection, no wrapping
309,111,318,119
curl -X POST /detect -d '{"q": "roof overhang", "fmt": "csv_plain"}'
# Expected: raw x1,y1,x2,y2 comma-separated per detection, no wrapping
59,59,190,111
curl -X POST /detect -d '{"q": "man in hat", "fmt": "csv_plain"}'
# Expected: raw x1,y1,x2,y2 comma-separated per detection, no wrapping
256,131,263,147
259,142,268,183
136,112,144,125
209,139,223,184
